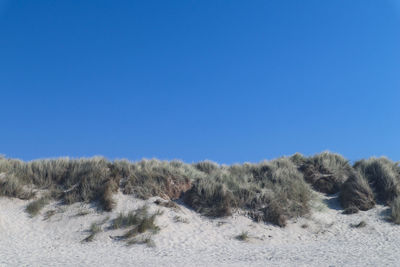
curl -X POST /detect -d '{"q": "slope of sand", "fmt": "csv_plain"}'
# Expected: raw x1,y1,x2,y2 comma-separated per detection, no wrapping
1,192,400,267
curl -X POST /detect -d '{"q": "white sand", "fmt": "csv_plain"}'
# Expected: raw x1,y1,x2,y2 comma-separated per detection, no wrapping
1,192,400,267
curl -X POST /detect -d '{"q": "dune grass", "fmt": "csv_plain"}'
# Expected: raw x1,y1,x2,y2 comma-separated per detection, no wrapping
235,231,249,241
2,152,400,226
0,174,34,200
390,196,400,224
173,215,189,223
82,223,103,242
112,207,148,230
296,152,353,194
184,157,313,226
110,205,162,245
82,217,110,243
112,206,161,231
339,171,375,211
126,234,156,247
350,220,367,228
354,158,400,204
43,209,56,220
25,196,50,217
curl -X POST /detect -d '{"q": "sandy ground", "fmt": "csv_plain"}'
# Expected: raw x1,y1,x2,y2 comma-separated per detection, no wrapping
1,192,400,267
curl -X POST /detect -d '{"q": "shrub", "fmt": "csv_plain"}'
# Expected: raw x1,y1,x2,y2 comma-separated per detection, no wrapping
298,152,353,194
339,171,375,211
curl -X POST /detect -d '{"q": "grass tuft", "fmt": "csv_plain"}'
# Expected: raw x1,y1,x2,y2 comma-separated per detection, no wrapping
111,206,161,245
350,220,367,228
235,231,249,241
126,234,155,247
43,209,56,220
26,196,50,217
82,223,102,243
173,215,189,223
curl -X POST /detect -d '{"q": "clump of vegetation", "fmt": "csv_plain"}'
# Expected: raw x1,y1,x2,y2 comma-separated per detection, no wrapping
0,157,197,214
81,217,109,243
82,223,103,242
121,159,197,200
235,231,249,241
154,199,180,210
350,220,367,228
338,157,400,214
112,206,162,243
0,174,34,200
193,160,220,174
184,158,312,227
390,196,400,224
173,215,189,223
342,206,359,215
4,152,400,227
112,206,151,229
0,157,120,210
339,171,375,211
1,155,312,227
99,180,118,211
43,209,56,220
126,234,155,247
75,209,90,217
354,157,400,204
297,152,353,194
25,196,50,217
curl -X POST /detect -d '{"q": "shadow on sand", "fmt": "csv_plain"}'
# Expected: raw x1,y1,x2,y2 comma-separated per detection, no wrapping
323,193,343,211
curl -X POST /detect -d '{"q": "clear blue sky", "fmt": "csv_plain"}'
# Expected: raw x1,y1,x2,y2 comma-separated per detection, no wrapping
1,0,399,164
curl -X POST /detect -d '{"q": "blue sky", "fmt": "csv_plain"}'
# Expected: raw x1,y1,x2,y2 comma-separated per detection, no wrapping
0,0,399,163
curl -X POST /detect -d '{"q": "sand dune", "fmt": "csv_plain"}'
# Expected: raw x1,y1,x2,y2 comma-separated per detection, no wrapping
1,192,399,267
